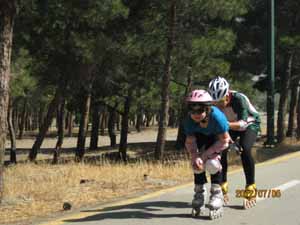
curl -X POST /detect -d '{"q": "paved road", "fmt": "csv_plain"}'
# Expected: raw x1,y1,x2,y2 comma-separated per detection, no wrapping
41,152,300,225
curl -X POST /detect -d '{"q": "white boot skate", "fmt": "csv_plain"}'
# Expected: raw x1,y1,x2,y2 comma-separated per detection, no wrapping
208,184,224,220
191,184,206,217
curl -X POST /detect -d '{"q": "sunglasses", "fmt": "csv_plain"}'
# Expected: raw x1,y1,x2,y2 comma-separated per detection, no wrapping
188,104,209,114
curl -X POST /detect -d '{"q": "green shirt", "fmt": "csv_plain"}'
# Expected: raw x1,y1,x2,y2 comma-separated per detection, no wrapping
227,91,261,134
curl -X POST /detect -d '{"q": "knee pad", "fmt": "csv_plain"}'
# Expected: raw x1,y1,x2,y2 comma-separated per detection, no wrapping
205,157,222,175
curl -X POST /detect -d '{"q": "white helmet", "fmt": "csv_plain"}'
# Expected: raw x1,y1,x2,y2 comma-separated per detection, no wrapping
208,76,229,101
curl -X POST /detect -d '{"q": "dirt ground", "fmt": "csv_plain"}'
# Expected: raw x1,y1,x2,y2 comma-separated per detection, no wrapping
3,111,269,161
4,127,179,161
4,121,300,166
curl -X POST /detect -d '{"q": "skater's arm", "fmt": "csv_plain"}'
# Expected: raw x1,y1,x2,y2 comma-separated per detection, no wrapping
229,118,255,131
185,136,204,170
201,132,231,160
185,136,197,157
229,120,247,130
230,94,255,131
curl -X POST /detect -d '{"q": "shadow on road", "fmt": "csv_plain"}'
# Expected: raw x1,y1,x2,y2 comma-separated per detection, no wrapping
226,205,244,210
64,201,212,222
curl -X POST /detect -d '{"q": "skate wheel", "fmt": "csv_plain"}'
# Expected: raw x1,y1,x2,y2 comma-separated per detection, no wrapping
243,198,256,209
192,208,200,217
209,208,223,220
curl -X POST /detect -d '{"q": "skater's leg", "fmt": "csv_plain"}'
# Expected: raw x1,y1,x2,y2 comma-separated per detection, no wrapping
204,137,224,217
220,150,228,183
192,173,207,216
220,150,229,204
210,171,222,184
220,131,238,202
239,129,257,185
190,133,211,216
239,129,257,209
194,172,207,185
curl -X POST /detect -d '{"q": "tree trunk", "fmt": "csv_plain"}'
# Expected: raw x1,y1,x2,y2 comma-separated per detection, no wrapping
168,107,176,128
104,110,108,131
297,86,300,139
100,111,106,136
38,102,45,132
116,114,120,131
286,75,300,137
108,106,117,147
53,98,65,164
145,111,152,127
7,97,16,164
119,94,131,162
0,0,16,203
25,110,31,131
89,102,100,150
18,98,26,139
67,111,73,137
29,88,62,161
75,85,92,161
176,69,192,149
24,109,29,131
31,111,38,131
12,105,17,132
65,111,69,130
130,116,135,127
277,53,293,143
155,1,176,160
135,104,143,132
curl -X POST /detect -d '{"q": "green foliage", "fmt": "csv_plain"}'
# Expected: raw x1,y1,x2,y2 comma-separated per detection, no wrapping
10,49,37,99
190,0,248,21
280,35,300,50
11,0,273,128
192,29,236,57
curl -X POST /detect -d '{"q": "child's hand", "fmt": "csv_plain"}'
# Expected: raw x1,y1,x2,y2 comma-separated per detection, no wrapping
193,157,204,171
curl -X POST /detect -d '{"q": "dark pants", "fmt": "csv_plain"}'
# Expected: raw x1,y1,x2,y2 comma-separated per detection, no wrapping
194,133,222,185
221,128,257,185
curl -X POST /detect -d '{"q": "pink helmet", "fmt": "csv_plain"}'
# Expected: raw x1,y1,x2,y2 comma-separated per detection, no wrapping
186,89,213,105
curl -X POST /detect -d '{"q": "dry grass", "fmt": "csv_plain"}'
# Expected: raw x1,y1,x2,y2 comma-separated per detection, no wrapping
2,121,299,225
0,159,192,224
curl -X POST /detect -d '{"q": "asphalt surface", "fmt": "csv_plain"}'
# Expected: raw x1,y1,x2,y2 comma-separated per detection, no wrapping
40,151,300,225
